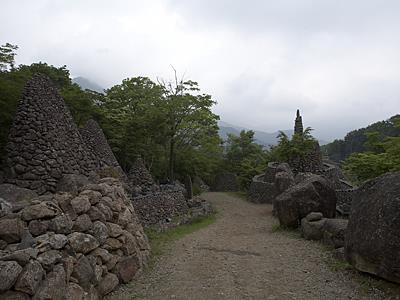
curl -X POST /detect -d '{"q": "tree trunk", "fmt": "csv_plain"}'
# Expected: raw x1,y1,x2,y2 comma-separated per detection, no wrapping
168,137,175,182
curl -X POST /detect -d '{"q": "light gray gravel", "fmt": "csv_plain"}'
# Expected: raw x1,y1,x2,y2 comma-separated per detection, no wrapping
108,192,393,300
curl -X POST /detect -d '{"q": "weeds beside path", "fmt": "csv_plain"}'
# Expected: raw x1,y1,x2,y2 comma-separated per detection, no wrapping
108,192,390,300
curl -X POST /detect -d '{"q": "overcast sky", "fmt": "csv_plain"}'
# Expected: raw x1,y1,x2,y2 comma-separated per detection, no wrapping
2,0,400,141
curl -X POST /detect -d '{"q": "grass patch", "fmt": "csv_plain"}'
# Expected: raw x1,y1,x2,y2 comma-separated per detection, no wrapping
145,213,217,261
271,223,302,239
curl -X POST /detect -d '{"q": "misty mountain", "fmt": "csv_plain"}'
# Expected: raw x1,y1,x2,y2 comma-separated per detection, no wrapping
218,121,329,147
72,76,104,93
218,121,292,147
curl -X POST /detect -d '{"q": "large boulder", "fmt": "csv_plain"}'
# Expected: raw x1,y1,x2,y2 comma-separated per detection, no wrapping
345,172,400,283
274,175,337,228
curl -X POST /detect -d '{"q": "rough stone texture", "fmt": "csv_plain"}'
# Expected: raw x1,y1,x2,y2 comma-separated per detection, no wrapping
274,171,295,194
0,184,38,212
132,190,189,226
128,156,156,195
4,73,98,194
249,163,293,204
99,272,119,296
80,119,121,170
288,142,323,174
301,217,326,241
212,172,239,192
0,179,150,298
0,261,23,292
323,219,348,248
275,175,337,228
247,174,277,204
14,260,45,295
345,172,400,284
0,217,26,243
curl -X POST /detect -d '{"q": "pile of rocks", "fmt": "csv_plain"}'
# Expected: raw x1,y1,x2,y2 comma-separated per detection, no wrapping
212,172,239,192
0,178,150,299
128,157,192,227
133,190,189,226
4,74,98,195
128,157,159,197
79,119,120,170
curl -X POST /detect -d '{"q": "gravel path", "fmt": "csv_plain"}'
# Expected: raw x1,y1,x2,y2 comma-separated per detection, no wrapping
109,192,387,300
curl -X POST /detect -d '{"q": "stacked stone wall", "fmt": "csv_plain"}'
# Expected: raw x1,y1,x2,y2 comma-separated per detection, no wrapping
0,178,150,299
79,119,120,170
132,190,189,226
247,174,277,204
4,74,97,194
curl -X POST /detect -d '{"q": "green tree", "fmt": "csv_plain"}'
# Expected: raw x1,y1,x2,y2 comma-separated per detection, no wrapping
269,127,317,163
343,117,400,182
223,130,269,190
160,74,220,181
0,43,18,71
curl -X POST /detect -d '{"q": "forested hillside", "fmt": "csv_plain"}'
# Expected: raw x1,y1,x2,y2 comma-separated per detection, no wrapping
323,115,400,162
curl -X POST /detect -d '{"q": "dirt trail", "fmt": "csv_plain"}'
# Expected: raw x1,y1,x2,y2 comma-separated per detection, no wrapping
109,192,385,300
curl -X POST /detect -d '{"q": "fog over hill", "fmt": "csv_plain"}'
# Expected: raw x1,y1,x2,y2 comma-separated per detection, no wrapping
72,76,104,93
219,121,329,147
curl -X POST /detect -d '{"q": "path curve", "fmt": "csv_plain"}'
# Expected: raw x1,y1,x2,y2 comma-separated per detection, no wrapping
109,192,384,300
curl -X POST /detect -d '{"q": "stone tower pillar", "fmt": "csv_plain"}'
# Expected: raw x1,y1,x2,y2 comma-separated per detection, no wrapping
294,109,303,135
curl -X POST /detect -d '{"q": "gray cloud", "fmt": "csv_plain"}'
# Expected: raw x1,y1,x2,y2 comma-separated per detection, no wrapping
1,0,399,141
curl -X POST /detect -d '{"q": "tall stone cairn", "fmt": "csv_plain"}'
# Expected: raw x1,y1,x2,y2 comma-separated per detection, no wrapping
5,73,97,194
80,119,121,169
128,156,155,188
294,109,303,135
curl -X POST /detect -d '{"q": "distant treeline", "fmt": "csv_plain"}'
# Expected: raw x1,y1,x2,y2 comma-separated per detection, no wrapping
322,115,400,162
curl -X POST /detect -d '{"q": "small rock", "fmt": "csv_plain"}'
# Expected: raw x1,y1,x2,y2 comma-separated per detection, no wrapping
14,260,45,295
21,201,60,221
0,218,25,243
73,214,93,232
37,250,62,270
98,273,119,296
28,220,49,236
71,196,91,215
0,261,23,292
113,256,139,283
48,214,73,234
306,212,324,222
0,248,39,266
68,232,99,254
90,221,109,244
33,264,66,300
71,256,95,290
65,282,85,300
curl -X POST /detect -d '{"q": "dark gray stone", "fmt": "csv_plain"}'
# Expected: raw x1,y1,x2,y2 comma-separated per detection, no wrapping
345,172,400,283
14,260,45,295
0,261,23,292
98,273,119,296
68,232,99,254
275,175,337,228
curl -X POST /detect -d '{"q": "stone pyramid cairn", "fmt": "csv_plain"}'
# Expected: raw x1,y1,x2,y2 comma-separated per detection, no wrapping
128,156,158,195
80,119,121,169
5,73,97,194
